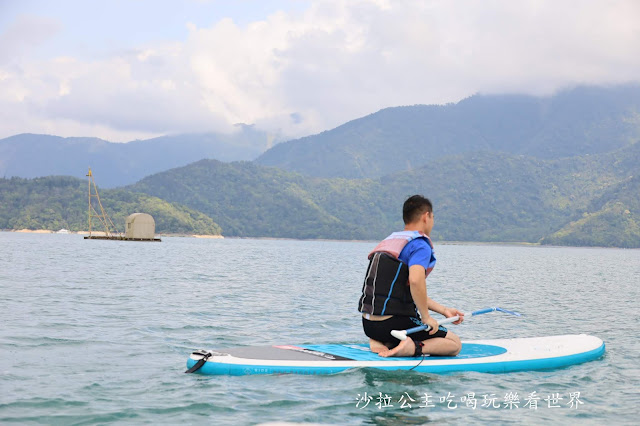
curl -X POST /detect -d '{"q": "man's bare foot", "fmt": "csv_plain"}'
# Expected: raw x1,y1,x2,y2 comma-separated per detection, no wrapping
378,338,416,357
369,339,388,354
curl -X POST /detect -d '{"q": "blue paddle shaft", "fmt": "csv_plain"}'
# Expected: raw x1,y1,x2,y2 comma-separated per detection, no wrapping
396,307,521,337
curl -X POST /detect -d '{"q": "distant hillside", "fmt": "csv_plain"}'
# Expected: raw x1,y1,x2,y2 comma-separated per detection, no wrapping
0,176,222,235
0,125,273,188
386,143,640,243
129,142,640,246
130,160,381,239
256,85,640,178
3,141,637,246
541,175,640,248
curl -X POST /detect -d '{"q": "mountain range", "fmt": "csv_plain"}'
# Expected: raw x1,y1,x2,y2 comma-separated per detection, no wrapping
126,140,639,246
0,84,638,247
0,124,274,188
257,85,640,178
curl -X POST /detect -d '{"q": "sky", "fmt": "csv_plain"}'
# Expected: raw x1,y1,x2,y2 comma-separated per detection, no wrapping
1,0,639,142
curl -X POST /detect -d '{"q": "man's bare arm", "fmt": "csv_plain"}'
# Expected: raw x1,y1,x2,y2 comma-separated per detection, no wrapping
408,264,439,334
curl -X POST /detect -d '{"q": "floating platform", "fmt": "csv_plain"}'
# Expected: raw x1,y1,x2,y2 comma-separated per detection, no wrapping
84,236,161,242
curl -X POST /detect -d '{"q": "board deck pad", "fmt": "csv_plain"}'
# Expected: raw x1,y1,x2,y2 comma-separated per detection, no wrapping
298,343,508,361
186,334,605,376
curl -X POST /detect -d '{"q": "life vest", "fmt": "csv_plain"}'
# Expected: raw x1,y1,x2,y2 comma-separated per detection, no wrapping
358,231,435,316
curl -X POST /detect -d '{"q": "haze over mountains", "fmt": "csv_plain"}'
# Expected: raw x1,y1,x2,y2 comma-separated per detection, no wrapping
257,85,640,178
3,85,639,184
1,84,639,247
0,124,274,188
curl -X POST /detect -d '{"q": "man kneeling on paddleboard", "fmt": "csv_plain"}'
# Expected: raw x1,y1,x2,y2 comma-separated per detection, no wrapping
358,195,464,357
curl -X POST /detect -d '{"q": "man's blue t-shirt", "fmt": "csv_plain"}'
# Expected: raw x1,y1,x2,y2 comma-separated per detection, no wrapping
398,238,436,273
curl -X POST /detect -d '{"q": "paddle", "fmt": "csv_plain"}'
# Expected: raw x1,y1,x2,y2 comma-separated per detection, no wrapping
390,307,522,341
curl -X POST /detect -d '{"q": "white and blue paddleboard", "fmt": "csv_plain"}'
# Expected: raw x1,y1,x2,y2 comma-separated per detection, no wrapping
186,334,604,375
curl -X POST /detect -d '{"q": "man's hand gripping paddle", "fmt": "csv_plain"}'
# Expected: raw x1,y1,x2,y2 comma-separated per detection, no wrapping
390,307,522,341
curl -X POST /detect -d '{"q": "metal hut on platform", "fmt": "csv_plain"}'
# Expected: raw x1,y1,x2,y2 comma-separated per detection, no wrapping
125,213,160,241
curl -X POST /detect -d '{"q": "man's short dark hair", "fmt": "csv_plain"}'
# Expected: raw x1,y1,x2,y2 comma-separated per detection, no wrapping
403,195,433,224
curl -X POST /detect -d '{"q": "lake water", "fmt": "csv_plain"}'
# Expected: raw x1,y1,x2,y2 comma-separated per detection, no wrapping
1,233,639,425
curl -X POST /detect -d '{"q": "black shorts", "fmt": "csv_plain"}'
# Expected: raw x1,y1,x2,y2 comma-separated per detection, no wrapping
363,316,449,348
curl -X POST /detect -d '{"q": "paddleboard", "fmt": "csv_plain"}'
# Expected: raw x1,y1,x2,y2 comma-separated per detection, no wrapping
185,334,604,375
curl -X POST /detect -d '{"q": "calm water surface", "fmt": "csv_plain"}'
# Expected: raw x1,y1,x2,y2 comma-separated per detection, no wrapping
1,233,639,425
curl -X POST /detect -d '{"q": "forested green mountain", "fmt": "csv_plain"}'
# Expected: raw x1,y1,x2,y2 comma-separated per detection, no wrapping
541,175,640,247
130,160,381,239
0,125,272,188
3,141,637,246
257,85,640,179
0,176,222,235
388,143,640,245
129,141,640,246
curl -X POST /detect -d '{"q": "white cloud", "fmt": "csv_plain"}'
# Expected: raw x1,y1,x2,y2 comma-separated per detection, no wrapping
1,0,639,142
0,14,61,65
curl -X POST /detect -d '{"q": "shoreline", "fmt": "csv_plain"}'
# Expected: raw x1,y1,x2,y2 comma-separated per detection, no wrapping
3,229,224,239
2,229,635,249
